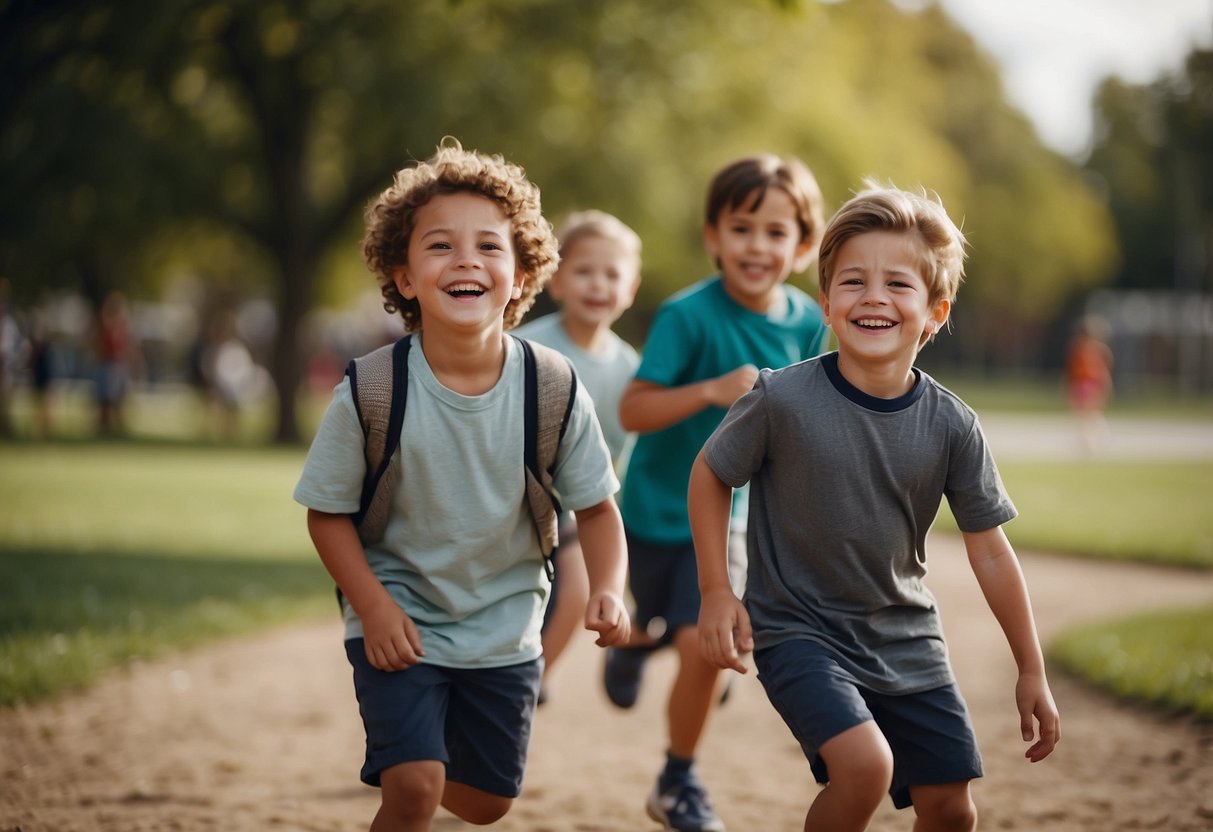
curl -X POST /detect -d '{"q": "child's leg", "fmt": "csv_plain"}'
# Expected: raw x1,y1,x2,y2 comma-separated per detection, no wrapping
908,782,976,832
663,541,725,758
441,781,514,826
668,624,722,757
540,533,590,684
373,763,515,830
373,760,445,832
807,722,893,832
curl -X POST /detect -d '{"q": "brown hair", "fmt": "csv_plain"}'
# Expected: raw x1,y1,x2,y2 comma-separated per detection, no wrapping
361,138,559,331
704,153,825,258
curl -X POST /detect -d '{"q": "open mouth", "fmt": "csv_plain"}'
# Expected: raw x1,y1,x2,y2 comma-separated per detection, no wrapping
446,282,486,299
854,317,896,330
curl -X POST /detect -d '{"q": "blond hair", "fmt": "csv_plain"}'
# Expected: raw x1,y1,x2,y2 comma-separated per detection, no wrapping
819,182,967,317
555,209,642,268
361,138,559,331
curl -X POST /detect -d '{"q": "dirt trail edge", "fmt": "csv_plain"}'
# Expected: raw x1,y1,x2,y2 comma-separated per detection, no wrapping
4,539,1213,832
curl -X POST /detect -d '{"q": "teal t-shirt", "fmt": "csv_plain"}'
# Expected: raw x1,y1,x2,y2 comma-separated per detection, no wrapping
620,275,828,543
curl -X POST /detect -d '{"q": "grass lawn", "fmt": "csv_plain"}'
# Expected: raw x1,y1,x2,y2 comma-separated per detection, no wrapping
0,441,332,706
934,459,1213,569
1049,606,1213,718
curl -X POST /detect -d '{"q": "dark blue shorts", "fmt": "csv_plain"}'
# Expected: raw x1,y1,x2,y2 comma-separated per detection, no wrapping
755,639,982,809
344,639,543,797
624,529,747,643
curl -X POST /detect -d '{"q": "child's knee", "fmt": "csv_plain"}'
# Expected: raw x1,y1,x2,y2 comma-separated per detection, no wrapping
442,781,513,825
379,761,445,820
911,783,977,832
821,722,895,795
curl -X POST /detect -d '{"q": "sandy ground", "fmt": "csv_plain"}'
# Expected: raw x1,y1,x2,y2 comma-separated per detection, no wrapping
3,536,1213,832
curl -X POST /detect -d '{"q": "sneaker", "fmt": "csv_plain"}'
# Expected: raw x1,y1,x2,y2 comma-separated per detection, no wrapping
603,646,650,709
646,774,725,832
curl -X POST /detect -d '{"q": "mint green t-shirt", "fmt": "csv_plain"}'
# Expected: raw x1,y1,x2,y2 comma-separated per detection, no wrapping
512,312,639,466
620,275,827,544
294,335,618,668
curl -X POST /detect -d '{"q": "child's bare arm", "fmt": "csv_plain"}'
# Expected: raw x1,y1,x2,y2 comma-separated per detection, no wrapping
689,450,752,673
571,498,632,647
618,364,759,433
963,526,1061,762
306,509,424,671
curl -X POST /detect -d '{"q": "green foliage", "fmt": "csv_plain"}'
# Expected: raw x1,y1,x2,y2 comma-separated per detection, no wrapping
935,459,1213,568
1086,48,1213,293
1049,606,1213,719
2,0,1125,441
0,441,330,706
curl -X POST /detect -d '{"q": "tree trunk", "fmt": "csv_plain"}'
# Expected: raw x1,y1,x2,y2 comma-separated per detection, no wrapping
270,248,315,445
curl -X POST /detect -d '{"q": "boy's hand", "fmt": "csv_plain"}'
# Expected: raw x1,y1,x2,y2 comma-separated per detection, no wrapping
360,600,425,672
698,588,753,673
585,591,632,647
708,364,759,408
1016,671,1060,762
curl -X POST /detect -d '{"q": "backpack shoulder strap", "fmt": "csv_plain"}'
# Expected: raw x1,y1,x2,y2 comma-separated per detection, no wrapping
514,334,576,579
347,335,411,544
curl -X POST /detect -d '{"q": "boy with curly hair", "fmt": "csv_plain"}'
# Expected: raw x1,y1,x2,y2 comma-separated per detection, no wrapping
689,183,1059,831
295,139,631,832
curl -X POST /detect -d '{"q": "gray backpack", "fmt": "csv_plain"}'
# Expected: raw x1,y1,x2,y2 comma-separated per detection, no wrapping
345,333,577,579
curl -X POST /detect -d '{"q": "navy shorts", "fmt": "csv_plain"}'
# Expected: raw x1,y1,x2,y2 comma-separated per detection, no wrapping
344,639,543,797
755,639,983,809
624,529,747,643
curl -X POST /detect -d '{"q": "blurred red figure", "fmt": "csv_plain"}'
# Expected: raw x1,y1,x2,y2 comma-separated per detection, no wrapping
1066,314,1113,453
93,291,140,436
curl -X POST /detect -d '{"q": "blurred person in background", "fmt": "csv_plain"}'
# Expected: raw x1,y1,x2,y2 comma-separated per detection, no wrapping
514,209,643,703
1065,313,1113,454
92,290,141,436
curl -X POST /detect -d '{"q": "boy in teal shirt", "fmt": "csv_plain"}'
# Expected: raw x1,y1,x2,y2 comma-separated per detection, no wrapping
611,153,829,832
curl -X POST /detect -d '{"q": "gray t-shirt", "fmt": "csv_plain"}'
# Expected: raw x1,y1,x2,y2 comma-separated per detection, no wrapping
703,352,1016,694
513,312,639,466
294,334,618,668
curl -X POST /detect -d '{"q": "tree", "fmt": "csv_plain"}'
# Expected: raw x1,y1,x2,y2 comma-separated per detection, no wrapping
2,0,1122,441
1087,48,1213,294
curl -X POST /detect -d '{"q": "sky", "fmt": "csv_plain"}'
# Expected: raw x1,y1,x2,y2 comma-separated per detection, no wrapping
935,0,1213,158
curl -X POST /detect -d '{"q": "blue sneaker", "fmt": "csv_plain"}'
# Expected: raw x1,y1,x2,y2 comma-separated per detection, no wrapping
603,646,650,709
646,772,725,832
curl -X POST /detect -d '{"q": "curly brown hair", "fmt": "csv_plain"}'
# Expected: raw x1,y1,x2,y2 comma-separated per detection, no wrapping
361,138,559,331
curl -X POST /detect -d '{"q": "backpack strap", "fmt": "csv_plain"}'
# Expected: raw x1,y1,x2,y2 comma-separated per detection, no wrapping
515,334,577,580
347,335,412,545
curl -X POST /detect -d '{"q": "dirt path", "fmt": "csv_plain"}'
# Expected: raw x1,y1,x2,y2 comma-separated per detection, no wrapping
3,538,1212,831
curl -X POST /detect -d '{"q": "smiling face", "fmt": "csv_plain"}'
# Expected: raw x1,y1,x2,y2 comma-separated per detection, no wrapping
392,191,523,336
703,187,815,314
549,233,640,332
822,229,951,384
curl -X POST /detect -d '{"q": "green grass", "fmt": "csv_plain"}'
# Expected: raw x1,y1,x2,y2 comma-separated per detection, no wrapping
931,371,1213,419
1047,606,1213,719
0,441,332,707
934,459,1213,569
